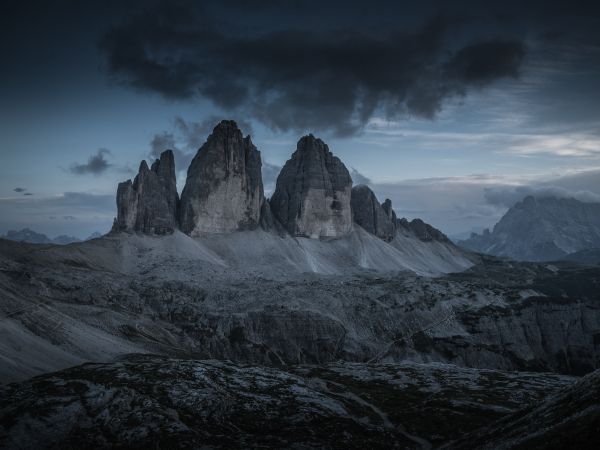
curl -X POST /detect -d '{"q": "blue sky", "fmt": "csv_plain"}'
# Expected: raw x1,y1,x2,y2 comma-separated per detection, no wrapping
1,0,600,238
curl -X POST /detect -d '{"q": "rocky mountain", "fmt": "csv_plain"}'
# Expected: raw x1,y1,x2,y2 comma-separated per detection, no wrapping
179,120,264,235
112,149,179,234
109,120,454,262
460,195,600,261
0,354,579,450
270,134,353,238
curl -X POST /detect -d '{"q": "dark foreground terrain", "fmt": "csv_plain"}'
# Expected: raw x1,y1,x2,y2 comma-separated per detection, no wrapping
2,354,598,449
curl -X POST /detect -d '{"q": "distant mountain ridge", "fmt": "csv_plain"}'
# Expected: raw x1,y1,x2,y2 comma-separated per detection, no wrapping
460,195,600,261
1,228,103,245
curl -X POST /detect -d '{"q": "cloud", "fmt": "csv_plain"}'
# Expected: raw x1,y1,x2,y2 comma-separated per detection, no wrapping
100,2,527,136
24,193,34,196
63,215,77,221
69,148,112,175
13,187,26,193
350,168,372,186
484,185,600,208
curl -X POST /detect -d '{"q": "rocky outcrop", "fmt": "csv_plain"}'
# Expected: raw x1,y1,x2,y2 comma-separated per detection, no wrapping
179,121,264,235
112,150,178,235
270,135,353,238
351,185,396,241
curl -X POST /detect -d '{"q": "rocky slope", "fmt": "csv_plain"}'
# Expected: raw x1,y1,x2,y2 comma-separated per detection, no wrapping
460,195,600,261
0,355,576,449
270,134,353,238
179,120,264,234
112,150,179,234
1,234,598,384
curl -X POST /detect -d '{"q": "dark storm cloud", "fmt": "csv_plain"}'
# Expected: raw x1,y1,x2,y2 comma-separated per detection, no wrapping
69,148,112,175
444,41,525,85
100,2,528,135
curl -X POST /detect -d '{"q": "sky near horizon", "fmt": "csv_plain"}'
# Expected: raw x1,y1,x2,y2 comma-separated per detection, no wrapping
1,0,600,239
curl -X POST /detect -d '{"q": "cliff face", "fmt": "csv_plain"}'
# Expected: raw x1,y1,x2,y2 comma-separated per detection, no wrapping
270,135,353,238
113,150,178,235
179,121,264,235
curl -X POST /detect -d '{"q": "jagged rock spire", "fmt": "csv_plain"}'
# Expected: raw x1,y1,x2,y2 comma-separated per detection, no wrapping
113,150,179,234
179,120,264,235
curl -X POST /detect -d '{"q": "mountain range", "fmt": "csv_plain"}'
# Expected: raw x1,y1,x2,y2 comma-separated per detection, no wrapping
460,195,600,261
1,228,103,245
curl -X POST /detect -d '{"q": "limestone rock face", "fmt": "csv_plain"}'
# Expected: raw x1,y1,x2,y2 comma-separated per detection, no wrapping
179,121,264,235
270,135,353,238
351,185,396,241
113,150,178,234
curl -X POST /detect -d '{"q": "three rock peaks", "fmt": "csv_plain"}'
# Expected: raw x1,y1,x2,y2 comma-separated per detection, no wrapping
113,120,448,242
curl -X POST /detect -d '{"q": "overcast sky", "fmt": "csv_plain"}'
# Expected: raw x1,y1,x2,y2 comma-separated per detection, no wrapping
1,0,600,238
